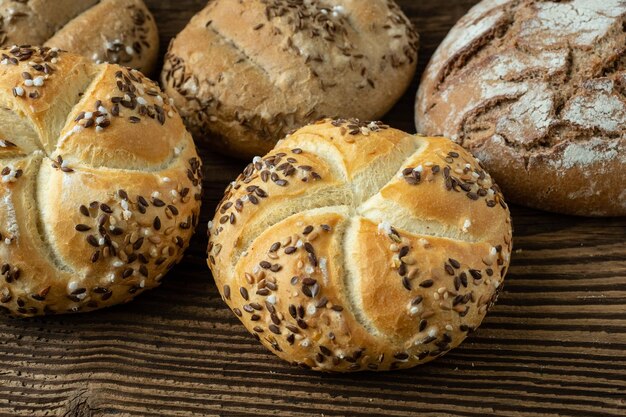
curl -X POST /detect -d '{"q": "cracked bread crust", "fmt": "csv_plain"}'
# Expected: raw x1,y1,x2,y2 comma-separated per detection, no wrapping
162,0,419,159
415,0,626,216
207,119,512,372
0,48,202,317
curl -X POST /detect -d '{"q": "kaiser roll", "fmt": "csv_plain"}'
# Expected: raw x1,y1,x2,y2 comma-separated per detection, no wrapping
0,0,159,73
162,0,419,159
415,0,626,216
207,118,512,372
0,46,202,317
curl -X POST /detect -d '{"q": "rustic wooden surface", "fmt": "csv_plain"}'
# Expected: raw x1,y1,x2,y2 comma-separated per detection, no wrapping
1,1,625,416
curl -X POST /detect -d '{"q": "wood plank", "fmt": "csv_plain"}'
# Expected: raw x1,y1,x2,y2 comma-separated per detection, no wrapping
0,1,624,416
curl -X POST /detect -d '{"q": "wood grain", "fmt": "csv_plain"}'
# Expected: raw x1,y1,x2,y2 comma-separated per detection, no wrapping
1,1,625,416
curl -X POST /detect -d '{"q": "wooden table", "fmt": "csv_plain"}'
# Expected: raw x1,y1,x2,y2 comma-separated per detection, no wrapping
1,1,625,416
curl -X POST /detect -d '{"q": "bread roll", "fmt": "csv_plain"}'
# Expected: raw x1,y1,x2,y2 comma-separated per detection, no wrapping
162,0,419,159
0,46,202,317
207,119,512,372
0,0,158,73
415,0,626,216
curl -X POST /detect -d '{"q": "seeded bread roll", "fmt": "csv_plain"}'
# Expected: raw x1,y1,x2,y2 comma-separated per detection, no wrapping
0,47,202,317
207,119,512,372
0,0,158,73
162,0,419,159
415,0,626,216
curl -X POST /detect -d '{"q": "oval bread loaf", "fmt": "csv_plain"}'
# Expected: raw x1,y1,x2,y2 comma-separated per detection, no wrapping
415,0,626,216
0,0,158,73
162,0,419,159
207,119,512,372
0,46,202,317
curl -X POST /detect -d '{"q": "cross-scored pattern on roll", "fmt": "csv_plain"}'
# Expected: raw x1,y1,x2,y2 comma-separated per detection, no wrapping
208,119,512,372
0,0,158,73
0,46,202,317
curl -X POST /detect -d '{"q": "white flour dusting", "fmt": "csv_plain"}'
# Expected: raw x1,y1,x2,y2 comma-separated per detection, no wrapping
443,11,505,61
426,1,511,83
466,0,513,18
459,50,567,143
563,82,626,133
496,83,555,144
429,1,624,149
553,138,622,171
490,50,568,79
418,0,626,215
520,0,625,47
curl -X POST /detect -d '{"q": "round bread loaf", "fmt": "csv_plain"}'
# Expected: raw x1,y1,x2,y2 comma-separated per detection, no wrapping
415,0,626,216
0,0,158,73
0,46,202,317
162,0,419,159
207,119,512,372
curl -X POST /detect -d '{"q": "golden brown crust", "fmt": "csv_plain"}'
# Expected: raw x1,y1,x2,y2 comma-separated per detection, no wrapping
0,47,202,317
0,46,96,153
162,0,419,159
0,0,158,73
45,0,159,75
0,0,98,46
56,64,187,170
415,0,626,216
208,119,512,372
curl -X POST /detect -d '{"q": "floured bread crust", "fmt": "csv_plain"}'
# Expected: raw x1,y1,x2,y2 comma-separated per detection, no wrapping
208,119,512,372
416,0,626,216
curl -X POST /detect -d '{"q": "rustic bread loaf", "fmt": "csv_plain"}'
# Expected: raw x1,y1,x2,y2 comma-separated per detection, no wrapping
207,119,512,372
162,0,419,159
0,0,158,73
415,0,626,216
0,47,202,317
